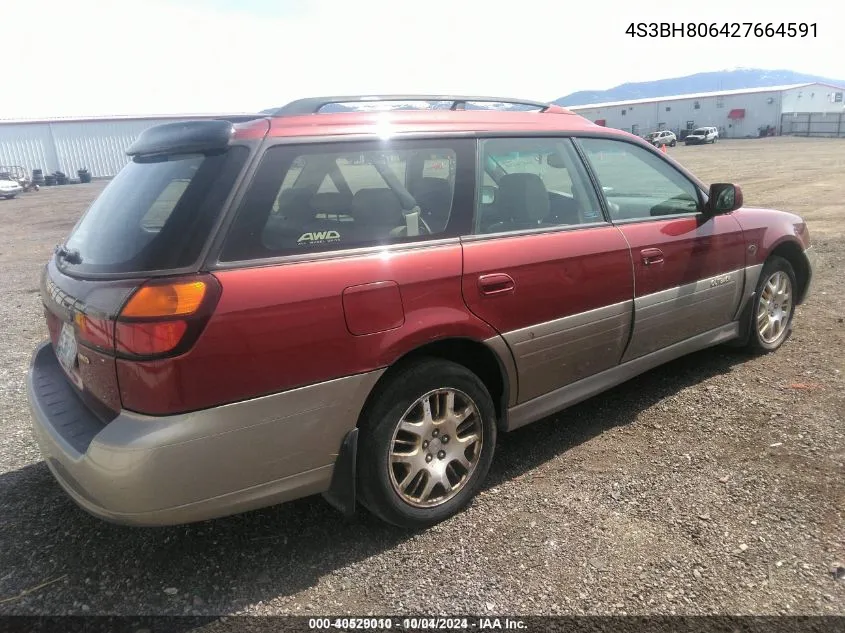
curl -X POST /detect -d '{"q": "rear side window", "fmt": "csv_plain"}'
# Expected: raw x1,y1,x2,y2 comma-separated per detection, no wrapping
60,146,249,276
220,139,473,262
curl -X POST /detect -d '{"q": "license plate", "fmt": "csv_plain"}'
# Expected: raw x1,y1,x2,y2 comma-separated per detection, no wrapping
56,321,78,373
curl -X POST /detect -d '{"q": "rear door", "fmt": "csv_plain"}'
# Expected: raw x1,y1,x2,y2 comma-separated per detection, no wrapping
461,137,634,404
186,138,485,415
577,137,746,361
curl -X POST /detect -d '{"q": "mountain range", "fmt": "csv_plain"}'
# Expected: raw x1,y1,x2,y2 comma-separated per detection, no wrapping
554,69,845,107
260,70,845,114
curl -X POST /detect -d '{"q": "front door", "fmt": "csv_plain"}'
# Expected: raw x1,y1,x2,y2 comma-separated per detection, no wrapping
577,137,746,361
461,137,635,403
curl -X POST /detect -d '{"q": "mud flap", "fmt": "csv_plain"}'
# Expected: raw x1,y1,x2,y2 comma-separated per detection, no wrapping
322,428,358,517
726,291,756,347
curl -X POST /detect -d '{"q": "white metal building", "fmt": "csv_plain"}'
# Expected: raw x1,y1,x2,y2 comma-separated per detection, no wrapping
569,83,845,139
0,113,253,178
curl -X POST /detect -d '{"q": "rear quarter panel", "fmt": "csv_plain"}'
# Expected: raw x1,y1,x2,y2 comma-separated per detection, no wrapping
116,244,498,415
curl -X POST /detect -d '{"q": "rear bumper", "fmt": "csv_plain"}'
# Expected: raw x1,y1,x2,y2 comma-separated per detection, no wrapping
27,342,382,526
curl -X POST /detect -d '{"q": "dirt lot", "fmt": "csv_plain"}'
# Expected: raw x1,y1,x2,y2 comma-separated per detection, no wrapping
0,137,842,617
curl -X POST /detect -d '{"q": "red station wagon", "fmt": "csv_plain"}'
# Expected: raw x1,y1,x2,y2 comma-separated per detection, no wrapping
27,95,817,528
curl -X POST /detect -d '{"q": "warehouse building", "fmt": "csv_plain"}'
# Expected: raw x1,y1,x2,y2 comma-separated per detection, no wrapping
569,82,845,139
0,113,255,179
3,84,843,180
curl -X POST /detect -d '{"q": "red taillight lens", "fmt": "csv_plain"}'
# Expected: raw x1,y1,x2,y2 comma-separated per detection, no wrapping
115,320,188,356
75,313,115,350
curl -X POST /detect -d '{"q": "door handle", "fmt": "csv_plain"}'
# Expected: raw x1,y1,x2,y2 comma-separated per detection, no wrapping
641,248,664,266
478,273,515,296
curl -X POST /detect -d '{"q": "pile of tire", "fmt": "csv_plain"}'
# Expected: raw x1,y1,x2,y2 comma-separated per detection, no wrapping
32,169,45,186
77,168,92,184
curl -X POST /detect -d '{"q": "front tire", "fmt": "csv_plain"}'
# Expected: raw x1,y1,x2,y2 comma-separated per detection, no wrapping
670,139,677,147
357,358,497,528
746,256,797,353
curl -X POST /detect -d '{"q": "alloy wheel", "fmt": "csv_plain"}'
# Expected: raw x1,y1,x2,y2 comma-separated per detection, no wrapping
388,388,483,508
757,271,793,344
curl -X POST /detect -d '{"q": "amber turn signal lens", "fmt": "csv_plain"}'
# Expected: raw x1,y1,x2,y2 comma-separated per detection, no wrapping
121,281,207,318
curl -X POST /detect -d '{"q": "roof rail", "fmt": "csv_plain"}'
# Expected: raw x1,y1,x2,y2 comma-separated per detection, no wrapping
268,95,557,116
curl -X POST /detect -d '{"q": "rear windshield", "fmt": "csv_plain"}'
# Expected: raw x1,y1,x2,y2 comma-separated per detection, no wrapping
59,146,248,276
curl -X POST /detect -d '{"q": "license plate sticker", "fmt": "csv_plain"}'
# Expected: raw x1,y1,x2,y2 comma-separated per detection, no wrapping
56,322,78,373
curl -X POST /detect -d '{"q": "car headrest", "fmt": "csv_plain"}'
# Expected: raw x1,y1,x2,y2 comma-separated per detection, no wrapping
497,173,550,224
276,188,316,223
349,188,404,226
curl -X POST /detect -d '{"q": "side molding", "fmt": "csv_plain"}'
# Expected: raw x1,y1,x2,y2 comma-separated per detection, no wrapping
506,322,740,431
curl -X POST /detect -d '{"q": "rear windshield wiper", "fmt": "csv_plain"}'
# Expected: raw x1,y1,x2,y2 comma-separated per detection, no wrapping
55,244,82,265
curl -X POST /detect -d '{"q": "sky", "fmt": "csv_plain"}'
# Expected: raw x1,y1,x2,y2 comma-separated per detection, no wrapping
2,0,840,119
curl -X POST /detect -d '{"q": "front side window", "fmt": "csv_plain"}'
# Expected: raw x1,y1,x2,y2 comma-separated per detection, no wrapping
475,137,603,234
578,138,702,221
220,140,470,262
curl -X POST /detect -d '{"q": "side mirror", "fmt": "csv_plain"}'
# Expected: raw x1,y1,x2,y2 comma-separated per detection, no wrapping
706,183,743,215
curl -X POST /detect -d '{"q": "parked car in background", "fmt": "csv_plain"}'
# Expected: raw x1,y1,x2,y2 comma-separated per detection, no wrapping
0,176,23,199
685,127,719,145
645,130,677,147
27,94,816,530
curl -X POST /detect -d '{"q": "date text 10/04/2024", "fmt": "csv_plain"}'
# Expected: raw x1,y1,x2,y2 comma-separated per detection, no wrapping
308,618,527,630
626,22,817,38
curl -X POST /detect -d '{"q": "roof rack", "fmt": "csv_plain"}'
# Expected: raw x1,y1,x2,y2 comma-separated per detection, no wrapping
267,95,557,116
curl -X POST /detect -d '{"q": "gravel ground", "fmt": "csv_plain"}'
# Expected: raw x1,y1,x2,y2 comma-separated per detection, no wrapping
0,137,843,617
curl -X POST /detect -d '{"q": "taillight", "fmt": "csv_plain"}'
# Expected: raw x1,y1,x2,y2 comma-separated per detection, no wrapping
115,320,189,356
68,275,220,360
75,312,115,350
114,275,221,360
120,281,207,318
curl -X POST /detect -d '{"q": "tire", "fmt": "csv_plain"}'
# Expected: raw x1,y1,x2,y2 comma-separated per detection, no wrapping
745,256,797,353
653,141,660,147
357,358,497,528
670,139,677,147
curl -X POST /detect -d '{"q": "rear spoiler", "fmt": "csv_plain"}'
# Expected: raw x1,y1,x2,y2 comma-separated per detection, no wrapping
126,117,263,159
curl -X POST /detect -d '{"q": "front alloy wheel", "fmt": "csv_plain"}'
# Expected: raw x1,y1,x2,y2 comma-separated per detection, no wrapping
757,270,792,345
747,256,797,352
